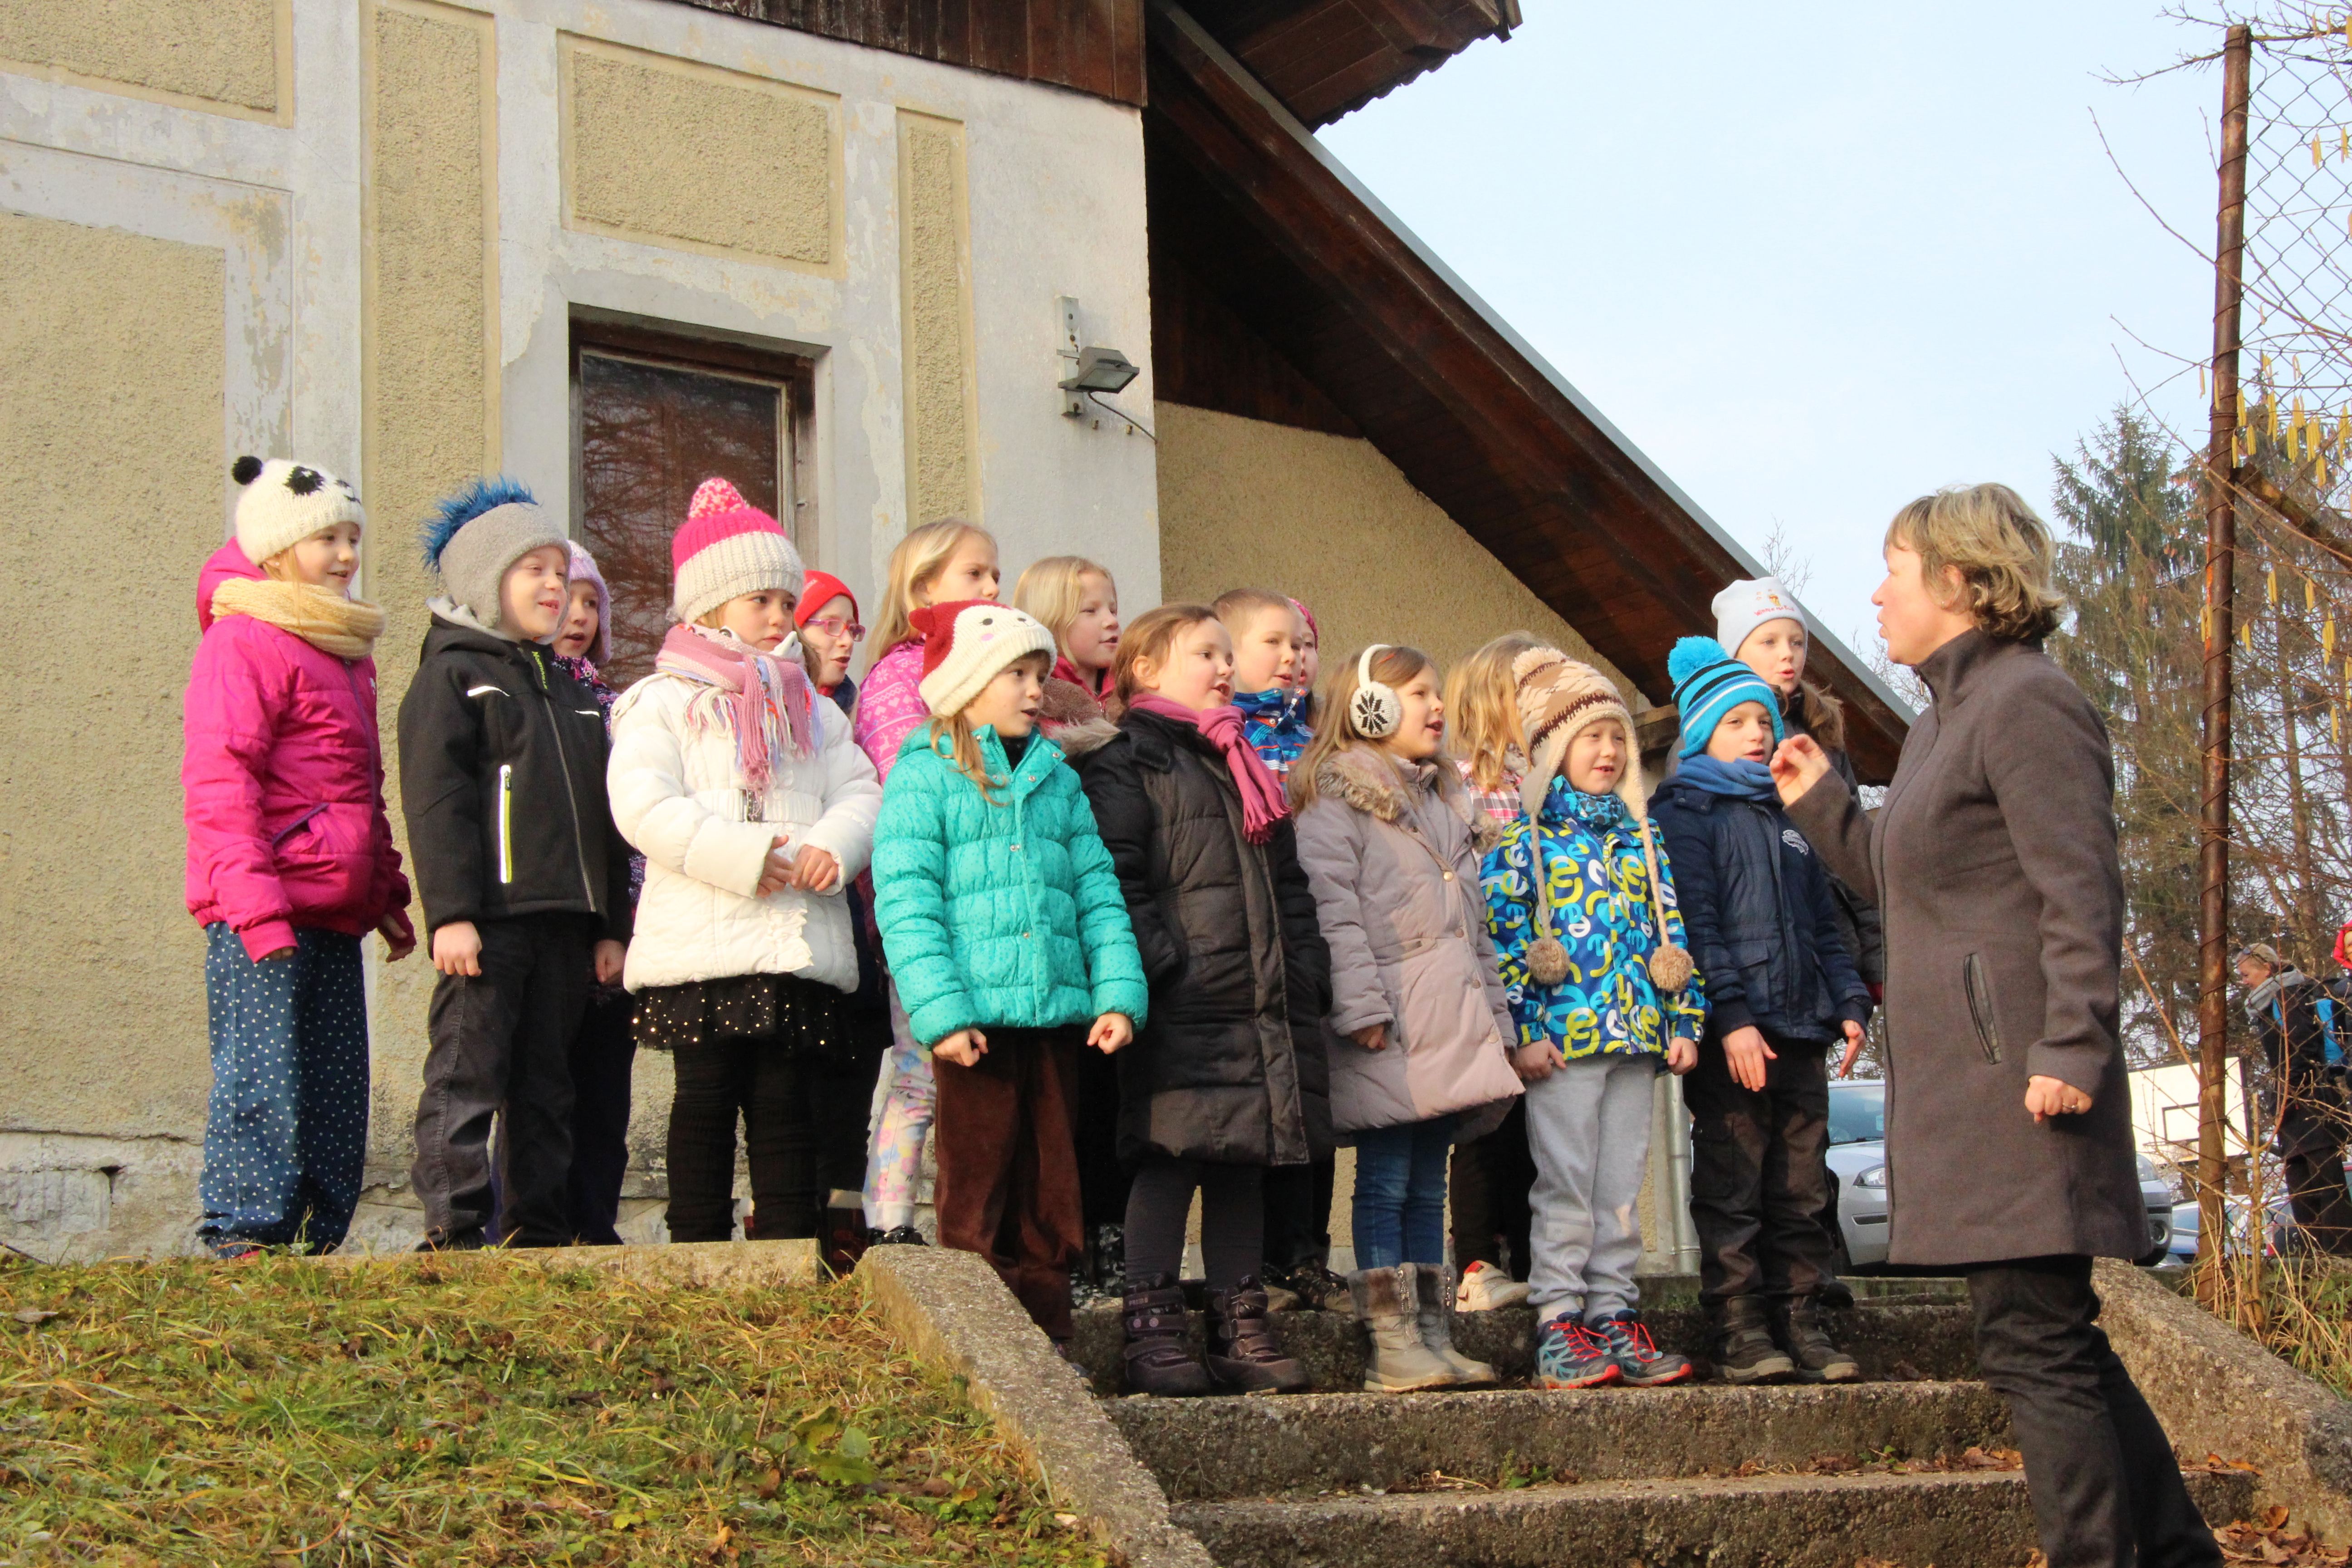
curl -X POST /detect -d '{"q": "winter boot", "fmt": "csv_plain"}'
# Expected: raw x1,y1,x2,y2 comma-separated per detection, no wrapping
1714,1295,1796,1385
1349,1264,1458,1392
1586,1309,1695,1386
1778,1297,1861,1383
1414,1264,1497,1385
1121,1273,1212,1397
1206,1278,1311,1393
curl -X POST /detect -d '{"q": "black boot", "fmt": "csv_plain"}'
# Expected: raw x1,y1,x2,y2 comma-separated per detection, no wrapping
1122,1273,1212,1397
1714,1295,1795,1385
1206,1277,1310,1393
1778,1296,1861,1383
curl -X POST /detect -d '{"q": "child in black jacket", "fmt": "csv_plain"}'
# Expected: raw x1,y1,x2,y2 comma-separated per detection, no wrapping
1651,637,1869,1385
398,478,632,1249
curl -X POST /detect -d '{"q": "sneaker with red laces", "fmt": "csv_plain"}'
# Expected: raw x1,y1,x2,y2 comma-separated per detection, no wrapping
1588,1309,1695,1386
1455,1259,1532,1311
1536,1313,1622,1389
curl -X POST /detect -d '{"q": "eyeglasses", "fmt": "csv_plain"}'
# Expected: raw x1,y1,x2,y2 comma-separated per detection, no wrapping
807,616,864,641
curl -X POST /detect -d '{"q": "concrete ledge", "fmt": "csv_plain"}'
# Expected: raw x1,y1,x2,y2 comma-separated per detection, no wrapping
2097,1258,2352,1534
855,1245,1216,1568
315,1237,820,1288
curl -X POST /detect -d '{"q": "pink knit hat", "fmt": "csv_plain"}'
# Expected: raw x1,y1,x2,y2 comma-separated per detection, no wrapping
671,477,803,626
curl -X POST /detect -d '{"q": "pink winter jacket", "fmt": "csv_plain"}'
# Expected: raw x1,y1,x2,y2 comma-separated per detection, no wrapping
183,541,409,960
851,638,931,785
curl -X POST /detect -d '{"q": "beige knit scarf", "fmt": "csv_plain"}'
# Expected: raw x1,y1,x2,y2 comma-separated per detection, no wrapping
211,578,387,660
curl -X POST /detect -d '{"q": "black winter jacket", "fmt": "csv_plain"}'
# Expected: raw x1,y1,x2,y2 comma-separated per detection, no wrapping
1079,708,1332,1167
397,617,633,940
2244,971,2350,1156
1651,779,1869,1044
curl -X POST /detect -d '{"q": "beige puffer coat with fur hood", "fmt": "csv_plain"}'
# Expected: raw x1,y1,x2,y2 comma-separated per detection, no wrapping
1294,746,1523,1139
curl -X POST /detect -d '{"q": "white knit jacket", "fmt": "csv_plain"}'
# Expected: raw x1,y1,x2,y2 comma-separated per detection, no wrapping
608,673,882,994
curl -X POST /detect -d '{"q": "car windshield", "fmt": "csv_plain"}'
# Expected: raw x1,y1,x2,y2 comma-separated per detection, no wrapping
1827,1083,1886,1146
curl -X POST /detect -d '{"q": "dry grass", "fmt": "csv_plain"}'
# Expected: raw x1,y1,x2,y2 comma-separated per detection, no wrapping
0,1252,1112,1567
2190,1250,2352,1399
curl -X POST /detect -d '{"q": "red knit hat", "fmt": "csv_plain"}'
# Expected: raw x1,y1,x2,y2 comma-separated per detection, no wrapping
794,569,859,630
671,477,802,625
912,600,1056,717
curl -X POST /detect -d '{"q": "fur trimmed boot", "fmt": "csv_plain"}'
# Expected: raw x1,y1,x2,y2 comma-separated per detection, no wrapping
1206,1277,1311,1393
1350,1263,1458,1392
1122,1273,1211,1397
1414,1264,1496,1386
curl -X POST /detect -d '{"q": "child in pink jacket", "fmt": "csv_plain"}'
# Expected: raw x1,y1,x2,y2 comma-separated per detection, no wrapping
184,456,416,1256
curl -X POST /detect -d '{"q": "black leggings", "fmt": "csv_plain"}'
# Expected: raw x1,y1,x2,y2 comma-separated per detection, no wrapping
1124,1157,1264,1292
666,1037,820,1244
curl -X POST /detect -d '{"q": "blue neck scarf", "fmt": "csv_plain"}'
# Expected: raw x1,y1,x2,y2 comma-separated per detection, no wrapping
1678,754,1778,801
1541,774,1631,833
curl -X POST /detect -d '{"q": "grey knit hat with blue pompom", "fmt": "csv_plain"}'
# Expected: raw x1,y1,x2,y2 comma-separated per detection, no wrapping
421,476,567,634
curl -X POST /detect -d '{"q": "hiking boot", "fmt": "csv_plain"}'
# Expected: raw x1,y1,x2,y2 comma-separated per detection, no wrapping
416,1228,486,1252
1587,1309,1694,1387
1535,1313,1622,1390
1350,1264,1458,1392
1778,1297,1861,1383
1415,1265,1497,1386
1121,1273,1212,1397
1714,1296,1796,1385
867,1225,926,1247
1206,1277,1310,1393
1455,1259,1531,1311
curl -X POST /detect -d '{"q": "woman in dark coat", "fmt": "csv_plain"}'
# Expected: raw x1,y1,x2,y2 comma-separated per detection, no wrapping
1773,484,2217,1568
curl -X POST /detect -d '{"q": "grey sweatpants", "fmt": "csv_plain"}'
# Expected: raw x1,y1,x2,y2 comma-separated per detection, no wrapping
1524,1054,1657,1322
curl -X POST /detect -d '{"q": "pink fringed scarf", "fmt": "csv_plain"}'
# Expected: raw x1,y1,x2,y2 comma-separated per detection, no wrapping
1126,693,1289,844
655,624,815,798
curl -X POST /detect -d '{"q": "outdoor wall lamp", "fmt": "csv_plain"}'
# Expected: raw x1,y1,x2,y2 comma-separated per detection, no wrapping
1057,294,1142,421
1062,345,1141,396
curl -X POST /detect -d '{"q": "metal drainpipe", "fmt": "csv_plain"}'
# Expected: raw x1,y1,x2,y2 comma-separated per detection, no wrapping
1666,1074,1700,1274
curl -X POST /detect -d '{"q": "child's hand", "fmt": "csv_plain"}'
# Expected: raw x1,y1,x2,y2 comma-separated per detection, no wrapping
1350,1022,1389,1052
1838,1019,1866,1079
1511,1042,1555,1082
1088,1013,1134,1054
788,845,841,892
431,920,483,978
1721,1025,1776,1092
1665,1037,1698,1075
755,836,795,897
1769,735,1831,806
593,940,627,985
934,1028,988,1067
378,909,417,963
2025,1074,2091,1123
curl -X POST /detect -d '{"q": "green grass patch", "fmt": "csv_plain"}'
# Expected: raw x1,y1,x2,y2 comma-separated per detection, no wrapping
0,1252,1113,1566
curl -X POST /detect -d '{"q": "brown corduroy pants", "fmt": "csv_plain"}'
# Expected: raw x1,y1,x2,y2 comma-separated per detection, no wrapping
931,1025,1085,1341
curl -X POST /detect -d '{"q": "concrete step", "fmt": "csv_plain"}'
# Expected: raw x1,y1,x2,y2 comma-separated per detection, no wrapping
1173,1465,2259,1568
1107,1381,2014,1501
1069,1299,1979,1396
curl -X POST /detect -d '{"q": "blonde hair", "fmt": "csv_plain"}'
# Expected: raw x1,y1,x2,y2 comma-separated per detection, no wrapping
1446,632,1544,794
868,517,997,663
1212,587,1298,634
1013,555,1114,656
1112,603,1221,710
1289,644,1442,811
1885,483,2065,643
922,648,1051,799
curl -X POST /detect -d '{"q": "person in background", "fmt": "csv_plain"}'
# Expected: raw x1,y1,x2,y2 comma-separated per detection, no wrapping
796,570,863,714
1652,636,1870,1384
607,479,882,1246
1082,605,1324,1394
853,518,1001,1246
401,478,632,1250
871,601,1148,1349
186,457,415,1258
1479,648,1700,1390
2237,942,2352,1255
1440,632,1545,1310
1289,598,1322,729
1295,644,1523,1392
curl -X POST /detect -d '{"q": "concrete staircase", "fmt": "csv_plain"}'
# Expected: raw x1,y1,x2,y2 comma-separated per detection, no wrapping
1067,1280,2257,1568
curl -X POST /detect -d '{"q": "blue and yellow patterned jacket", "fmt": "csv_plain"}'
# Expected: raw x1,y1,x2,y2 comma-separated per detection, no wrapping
1478,776,1707,1061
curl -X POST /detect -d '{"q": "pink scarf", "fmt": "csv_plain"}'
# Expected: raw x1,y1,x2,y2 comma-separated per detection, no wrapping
654,623,815,799
1127,693,1289,844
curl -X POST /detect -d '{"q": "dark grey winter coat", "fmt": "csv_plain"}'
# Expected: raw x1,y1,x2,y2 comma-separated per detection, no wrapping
1785,630,2145,1265
1080,707,1333,1168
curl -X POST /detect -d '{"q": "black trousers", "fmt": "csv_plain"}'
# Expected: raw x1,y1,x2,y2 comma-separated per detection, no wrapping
1448,1098,1535,1278
666,1039,830,1244
1968,1257,2219,1568
1074,1043,1132,1230
1685,1029,1834,1307
412,916,590,1248
1127,1157,1264,1292
2278,1112,2352,1255
1261,1155,1336,1273
565,990,637,1245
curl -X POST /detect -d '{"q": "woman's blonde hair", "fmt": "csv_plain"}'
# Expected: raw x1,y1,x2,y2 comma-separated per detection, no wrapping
1886,483,2065,643
1111,603,1221,710
1013,555,1114,657
1289,644,1442,811
1446,632,1543,794
868,517,997,664
922,648,1051,799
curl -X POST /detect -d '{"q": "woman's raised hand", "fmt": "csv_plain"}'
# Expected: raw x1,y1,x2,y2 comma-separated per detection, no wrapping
1769,735,1832,806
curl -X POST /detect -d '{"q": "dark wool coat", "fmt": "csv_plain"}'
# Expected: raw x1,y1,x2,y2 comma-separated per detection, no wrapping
1080,707,1333,1168
1785,630,2144,1265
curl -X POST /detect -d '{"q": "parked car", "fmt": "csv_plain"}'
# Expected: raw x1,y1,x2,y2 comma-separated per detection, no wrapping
1823,1080,2176,1269
2168,1190,2296,1260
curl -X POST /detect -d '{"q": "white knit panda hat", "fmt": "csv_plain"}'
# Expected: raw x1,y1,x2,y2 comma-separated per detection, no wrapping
231,456,364,565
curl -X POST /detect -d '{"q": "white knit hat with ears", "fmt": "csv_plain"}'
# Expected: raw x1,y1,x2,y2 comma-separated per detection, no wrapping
912,600,1057,718
1512,647,1644,821
1711,575,1807,662
231,456,364,565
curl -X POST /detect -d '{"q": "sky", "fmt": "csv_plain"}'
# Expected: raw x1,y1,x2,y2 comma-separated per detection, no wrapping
1317,2,2227,674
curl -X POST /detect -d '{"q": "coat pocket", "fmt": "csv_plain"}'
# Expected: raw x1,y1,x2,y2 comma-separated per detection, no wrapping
1963,952,2004,1064
497,763,514,885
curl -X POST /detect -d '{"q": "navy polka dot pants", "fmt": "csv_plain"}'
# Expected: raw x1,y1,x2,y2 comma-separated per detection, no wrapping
199,923,370,1253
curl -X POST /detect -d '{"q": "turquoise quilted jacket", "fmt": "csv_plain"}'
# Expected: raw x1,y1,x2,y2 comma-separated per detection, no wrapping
872,725,1150,1046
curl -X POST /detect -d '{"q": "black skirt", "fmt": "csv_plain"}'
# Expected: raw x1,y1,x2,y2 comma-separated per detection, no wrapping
633,972,865,1060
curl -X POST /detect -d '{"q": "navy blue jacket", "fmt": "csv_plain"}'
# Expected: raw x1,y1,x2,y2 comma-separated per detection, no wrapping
1650,778,1871,1044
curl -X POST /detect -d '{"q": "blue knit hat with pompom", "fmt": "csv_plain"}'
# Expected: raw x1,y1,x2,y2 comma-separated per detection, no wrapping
421,476,565,634
1668,635,1785,759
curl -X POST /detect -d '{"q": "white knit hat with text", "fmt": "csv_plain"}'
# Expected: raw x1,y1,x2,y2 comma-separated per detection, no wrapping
1711,575,1806,661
